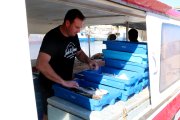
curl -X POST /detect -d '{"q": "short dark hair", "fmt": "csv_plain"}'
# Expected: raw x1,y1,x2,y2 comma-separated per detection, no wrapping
128,28,138,42
64,9,85,23
107,34,116,41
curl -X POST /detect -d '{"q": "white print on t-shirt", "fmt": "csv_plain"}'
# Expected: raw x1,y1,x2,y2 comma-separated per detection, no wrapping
64,42,77,59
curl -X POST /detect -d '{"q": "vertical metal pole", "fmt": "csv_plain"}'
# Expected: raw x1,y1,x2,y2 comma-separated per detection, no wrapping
87,26,91,57
126,21,129,41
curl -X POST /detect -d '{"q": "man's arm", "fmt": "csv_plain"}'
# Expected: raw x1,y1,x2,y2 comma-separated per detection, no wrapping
36,52,78,88
76,49,99,70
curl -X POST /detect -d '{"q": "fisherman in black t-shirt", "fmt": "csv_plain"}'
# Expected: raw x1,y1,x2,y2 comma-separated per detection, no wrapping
36,9,99,120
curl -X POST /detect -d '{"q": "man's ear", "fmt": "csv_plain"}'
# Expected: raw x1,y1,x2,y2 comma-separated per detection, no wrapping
65,20,70,27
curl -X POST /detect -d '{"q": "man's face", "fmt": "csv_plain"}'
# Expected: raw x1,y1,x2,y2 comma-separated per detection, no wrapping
66,18,84,37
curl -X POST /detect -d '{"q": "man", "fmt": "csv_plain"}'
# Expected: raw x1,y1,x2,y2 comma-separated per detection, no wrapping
90,34,116,61
107,34,116,41
128,28,139,42
36,9,98,120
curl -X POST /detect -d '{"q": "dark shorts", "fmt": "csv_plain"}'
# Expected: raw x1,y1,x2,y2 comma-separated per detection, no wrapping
33,77,54,119
40,85,54,115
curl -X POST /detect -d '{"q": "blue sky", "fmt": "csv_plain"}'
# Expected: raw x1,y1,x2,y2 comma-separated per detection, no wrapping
159,0,180,7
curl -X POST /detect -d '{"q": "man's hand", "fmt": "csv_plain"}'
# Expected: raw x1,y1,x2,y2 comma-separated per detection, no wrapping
88,60,99,70
76,50,99,70
61,80,79,88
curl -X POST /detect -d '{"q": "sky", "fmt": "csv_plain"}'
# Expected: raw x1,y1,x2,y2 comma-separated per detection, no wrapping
159,0,180,7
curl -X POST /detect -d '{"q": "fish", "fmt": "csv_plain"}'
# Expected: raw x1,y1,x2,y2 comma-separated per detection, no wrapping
70,87,108,100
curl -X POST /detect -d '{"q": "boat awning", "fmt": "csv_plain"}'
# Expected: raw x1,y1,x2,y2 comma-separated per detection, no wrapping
119,0,180,20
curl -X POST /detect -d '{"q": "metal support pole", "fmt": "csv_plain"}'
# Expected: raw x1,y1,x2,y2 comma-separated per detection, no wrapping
87,26,91,57
126,21,129,41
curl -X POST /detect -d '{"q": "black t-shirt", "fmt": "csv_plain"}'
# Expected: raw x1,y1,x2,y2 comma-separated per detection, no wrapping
39,26,81,89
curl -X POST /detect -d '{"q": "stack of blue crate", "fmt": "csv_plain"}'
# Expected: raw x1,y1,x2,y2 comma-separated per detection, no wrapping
53,41,149,111
103,41,149,99
75,41,149,101
103,40,149,88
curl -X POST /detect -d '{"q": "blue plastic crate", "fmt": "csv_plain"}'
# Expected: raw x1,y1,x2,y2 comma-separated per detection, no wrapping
141,79,149,88
75,70,148,97
143,71,149,78
74,72,84,79
52,79,121,111
104,58,148,72
103,49,148,64
103,41,147,54
81,66,143,90
74,68,149,101
118,78,149,101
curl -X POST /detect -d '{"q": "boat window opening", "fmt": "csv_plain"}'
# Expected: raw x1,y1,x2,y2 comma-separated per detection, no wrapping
160,23,180,92
25,0,155,120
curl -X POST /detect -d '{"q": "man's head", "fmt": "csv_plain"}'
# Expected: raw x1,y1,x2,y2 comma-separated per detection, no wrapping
107,34,116,41
63,9,85,37
128,28,138,42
